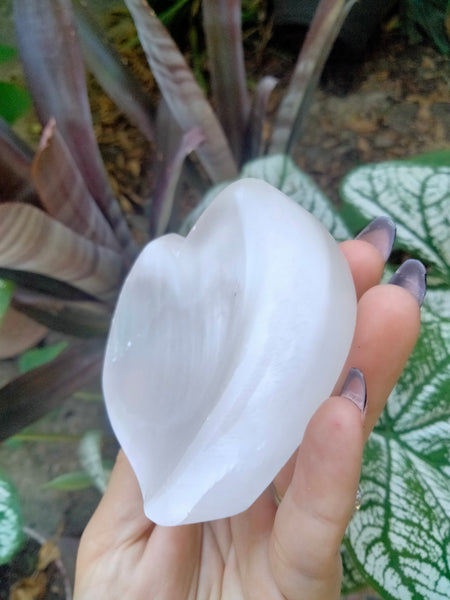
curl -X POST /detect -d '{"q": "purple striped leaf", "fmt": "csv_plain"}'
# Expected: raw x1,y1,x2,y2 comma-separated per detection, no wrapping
12,287,111,338
124,0,238,183
202,0,249,161
268,0,357,155
13,0,137,264
31,119,120,251
0,203,124,300
0,340,104,440
152,128,205,237
74,3,155,143
0,118,39,206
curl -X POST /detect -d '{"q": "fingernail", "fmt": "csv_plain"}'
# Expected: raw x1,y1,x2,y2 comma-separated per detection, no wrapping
341,368,367,416
389,259,427,306
356,216,396,262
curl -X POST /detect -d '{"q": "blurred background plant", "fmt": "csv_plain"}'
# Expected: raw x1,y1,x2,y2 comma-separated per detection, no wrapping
0,0,449,598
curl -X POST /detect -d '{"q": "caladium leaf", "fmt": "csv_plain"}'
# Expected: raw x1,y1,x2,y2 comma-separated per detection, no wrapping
180,156,351,240
0,340,104,441
340,158,450,599
13,0,137,264
0,474,23,565
124,0,238,183
12,288,111,338
340,541,367,595
31,119,120,251
268,0,357,155
74,3,155,142
78,430,109,493
340,162,450,286
344,288,450,600
0,203,125,300
242,155,352,240
202,0,249,161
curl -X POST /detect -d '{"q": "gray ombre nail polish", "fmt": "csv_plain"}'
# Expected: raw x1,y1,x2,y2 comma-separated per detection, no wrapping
341,368,367,416
389,259,427,306
356,216,396,262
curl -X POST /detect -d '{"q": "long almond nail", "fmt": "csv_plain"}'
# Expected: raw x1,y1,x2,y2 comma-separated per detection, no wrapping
356,216,396,262
341,368,367,416
389,259,427,306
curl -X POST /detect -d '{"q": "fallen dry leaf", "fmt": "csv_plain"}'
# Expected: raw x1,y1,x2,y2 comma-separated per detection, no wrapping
9,571,47,600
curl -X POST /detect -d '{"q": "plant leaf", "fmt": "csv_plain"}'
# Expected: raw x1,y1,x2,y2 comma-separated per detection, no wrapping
42,471,93,491
340,162,450,285
18,342,69,374
0,340,104,441
0,279,15,328
0,81,31,124
31,119,120,251
0,307,47,360
13,0,137,264
241,155,352,240
124,0,238,183
78,430,109,493
0,118,38,205
202,0,249,161
0,268,100,302
152,128,205,237
0,474,23,565
180,156,351,240
0,203,125,300
268,0,357,155
243,75,278,162
0,44,17,64
340,541,368,595
74,2,155,142
345,288,450,600
12,288,111,338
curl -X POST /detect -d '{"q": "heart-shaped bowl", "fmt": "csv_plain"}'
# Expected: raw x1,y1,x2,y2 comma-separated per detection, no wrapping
103,178,356,526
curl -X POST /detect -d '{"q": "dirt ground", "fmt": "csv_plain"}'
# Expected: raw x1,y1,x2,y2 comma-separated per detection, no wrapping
0,3,449,596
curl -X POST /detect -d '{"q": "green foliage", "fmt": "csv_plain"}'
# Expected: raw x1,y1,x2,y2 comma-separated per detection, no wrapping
0,280,14,328
0,474,23,565
0,44,17,64
0,81,31,124
18,342,69,374
400,0,450,54
0,44,31,124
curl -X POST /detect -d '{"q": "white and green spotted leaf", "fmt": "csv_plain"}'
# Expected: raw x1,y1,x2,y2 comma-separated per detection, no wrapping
341,541,368,595
341,162,450,285
180,155,351,240
345,289,450,600
0,475,23,565
78,430,109,493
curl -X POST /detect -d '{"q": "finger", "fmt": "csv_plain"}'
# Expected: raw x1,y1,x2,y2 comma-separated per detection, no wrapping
273,271,421,500
339,239,385,299
270,376,366,600
338,281,421,438
339,215,396,299
78,450,153,564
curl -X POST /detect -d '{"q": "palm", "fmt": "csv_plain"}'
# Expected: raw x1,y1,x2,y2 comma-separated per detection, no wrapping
75,239,421,600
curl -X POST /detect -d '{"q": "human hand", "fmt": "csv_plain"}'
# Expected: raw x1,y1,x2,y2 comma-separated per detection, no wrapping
74,218,425,600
